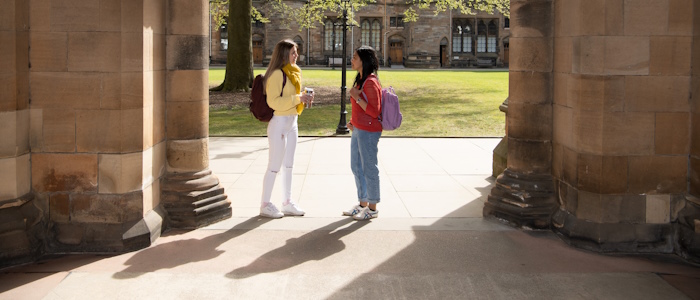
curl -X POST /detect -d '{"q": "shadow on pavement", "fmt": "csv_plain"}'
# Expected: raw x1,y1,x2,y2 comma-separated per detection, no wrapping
227,218,368,279
113,217,272,279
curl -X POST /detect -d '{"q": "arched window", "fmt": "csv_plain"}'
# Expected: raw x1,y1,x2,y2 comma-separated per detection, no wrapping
361,20,370,46
487,20,498,53
360,18,382,51
372,20,381,51
477,20,487,53
325,20,333,51
452,19,472,53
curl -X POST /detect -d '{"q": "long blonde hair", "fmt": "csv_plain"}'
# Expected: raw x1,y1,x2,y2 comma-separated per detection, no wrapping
263,39,297,89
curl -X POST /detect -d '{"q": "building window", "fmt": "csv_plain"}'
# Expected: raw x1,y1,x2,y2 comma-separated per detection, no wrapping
325,20,333,50
504,17,510,29
361,18,381,51
253,18,264,28
390,16,404,28
487,20,498,53
361,20,370,46
220,22,228,51
372,20,381,51
452,19,472,53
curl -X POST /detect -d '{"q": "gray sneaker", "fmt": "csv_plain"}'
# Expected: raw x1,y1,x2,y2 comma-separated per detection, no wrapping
353,207,378,221
343,204,364,216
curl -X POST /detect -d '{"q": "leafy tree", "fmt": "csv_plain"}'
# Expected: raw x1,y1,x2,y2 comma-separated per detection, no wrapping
210,0,509,92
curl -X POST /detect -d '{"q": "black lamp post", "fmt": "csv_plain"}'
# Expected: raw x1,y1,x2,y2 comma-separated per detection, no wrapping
335,0,350,135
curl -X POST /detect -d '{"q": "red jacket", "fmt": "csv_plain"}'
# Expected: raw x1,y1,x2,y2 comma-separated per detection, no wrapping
350,74,382,132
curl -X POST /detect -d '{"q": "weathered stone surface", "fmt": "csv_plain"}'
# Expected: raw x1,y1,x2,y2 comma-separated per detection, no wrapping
67,32,120,72
166,138,209,173
625,76,690,112
166,70,208,103
655,112,690,155
30,72,101,109
507,102,552,141
511,0,552,38
604,36,649,75
54,223,83,245
29,32,67,72
509,37,553,73
76,109,121,153
32,153,98,193
647,194,671,224
165,35,208,71
624,0,668,36
50,0,100,32
49,193,70,223
71,193,142,224
508,71,552,105
98,152,144,194
650,37,692,76
41,109,75,152
166,0,207,36
602,112,655,155
507,138,552,175
165,101,208,140
0,154,31,201
628,155,687,194
572,36,604,75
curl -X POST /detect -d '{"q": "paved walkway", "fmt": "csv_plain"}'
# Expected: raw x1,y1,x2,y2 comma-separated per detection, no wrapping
1,137,699,299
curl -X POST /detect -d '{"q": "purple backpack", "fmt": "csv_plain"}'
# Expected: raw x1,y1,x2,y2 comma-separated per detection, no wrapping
378,86,402,130
361,82,402,130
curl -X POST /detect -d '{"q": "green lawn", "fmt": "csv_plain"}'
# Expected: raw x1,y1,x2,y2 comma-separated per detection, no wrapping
209,67,507,137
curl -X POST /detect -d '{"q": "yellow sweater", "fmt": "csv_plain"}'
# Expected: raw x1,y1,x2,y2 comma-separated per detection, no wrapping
265,70,302,116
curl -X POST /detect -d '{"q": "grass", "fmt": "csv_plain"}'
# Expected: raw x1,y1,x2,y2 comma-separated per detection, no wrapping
209,67,507,137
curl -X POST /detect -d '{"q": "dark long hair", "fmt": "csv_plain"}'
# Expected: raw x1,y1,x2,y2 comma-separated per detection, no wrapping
263,39,297,88
353,46,379,88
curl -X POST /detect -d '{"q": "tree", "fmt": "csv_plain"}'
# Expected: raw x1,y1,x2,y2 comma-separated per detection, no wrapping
210,0,509,92
210,0,255,92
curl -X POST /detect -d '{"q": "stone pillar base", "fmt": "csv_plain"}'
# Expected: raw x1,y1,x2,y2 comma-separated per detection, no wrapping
161,169,231,229
483,169,557,229
552,209,675,254
0,194,43,269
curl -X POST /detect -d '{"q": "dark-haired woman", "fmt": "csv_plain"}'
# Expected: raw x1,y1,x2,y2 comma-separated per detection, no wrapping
343,46,382,221
260,39,313,218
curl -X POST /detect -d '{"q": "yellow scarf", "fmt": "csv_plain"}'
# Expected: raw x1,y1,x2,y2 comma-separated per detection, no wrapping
282,63,304,114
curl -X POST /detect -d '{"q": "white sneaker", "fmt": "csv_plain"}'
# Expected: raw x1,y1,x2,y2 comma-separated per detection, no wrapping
342,204,364,216
282,201,305,216
353,207,378,221
260,203,283,218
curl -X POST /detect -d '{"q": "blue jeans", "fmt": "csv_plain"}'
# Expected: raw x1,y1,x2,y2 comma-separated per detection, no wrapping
350,128,381,204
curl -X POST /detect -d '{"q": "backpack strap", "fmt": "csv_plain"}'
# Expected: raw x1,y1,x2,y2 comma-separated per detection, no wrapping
280,70,286,97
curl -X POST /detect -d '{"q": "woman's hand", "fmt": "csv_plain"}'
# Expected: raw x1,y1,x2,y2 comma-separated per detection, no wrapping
347,121,354,131
349,87,360,101
300,93,313,106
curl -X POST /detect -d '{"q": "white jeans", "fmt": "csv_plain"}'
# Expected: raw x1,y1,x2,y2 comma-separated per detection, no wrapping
261,115,298,205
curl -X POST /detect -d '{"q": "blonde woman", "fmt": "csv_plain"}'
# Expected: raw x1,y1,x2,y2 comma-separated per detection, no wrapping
260,39,314,218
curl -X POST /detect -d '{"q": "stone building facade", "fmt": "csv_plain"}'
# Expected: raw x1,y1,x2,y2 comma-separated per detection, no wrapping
209,0,510,68
1,0,699,269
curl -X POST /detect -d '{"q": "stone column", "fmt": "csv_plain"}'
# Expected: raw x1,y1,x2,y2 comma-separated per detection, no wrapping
0,0,41,268
547,0,696,258
162,0,231,228
484,0,557,229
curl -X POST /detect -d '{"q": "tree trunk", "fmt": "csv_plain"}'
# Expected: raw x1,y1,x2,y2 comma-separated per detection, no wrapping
212,0,254,92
